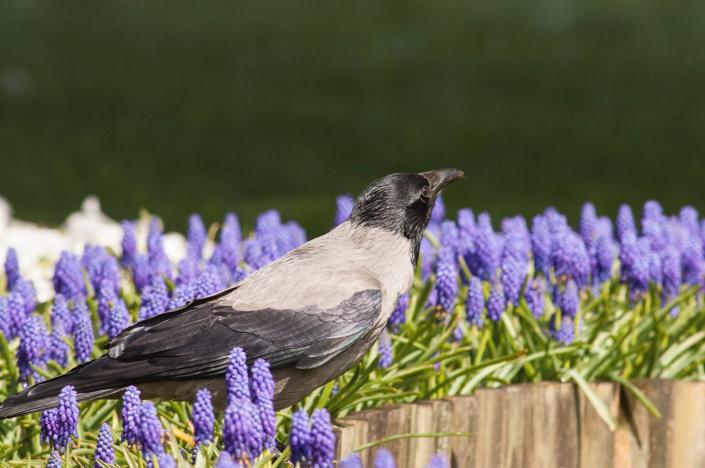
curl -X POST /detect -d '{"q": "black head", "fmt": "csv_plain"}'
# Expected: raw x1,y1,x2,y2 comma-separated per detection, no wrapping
349,169,464,262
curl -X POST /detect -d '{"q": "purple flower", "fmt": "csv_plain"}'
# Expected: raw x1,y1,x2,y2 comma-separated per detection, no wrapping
47,328,69,367
138,276,169,321
18,315,48,382
73,311,94,363
682,240,704,286
617,204,636,242
0,297,9,338
107,297,130,340
7,291,28,338
226,347,250,403
250,359,276,450
223,398,262,461
51,295,73,335
94,423,115,467
121,386,142,444
193,265,222,299
420,238,436,281
662,246,682,300
46,451,62,468
334,195,355,226
679,206,700,235
374,448,396,468
157,454,176,468
434,246,458,313
440,220,460,253
121,220,138,267
466,277,484,327
192,389,215,448
426,454,450,468
290,409,312,465
579,203,598,244
594,236,616,285
553,233,591,287
389,293,409,329
310,409,335,468
378,329,393,369
500,242,525,306
11,278,36,314
487,284,506,321
82,245,120,296
55,386,79,446
4,247,20,290
550,315,574,345
531,215,552,277
187,213,208,259
647,251,663,287
131,255,155,294
137,402,164,456
525,278,545,320
147,218,171,280
219,213,242,275
53,252,85,299
431,195,445,224
168,282,195,309
40,410,59,447
469,214,500,281
561,280,579,318
340,453,364,468
215,452,244,468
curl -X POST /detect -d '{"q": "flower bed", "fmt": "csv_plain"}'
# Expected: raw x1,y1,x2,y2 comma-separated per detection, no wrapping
0,195,704,466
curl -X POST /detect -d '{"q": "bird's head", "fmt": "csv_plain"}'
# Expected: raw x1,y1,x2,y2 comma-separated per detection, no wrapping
349,169,464,262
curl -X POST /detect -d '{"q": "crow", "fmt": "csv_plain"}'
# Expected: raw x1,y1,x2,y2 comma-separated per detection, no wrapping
0,168,463,418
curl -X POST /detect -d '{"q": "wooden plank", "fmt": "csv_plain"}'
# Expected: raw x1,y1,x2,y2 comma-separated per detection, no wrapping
666,380,705,467
579,382,619,468
429,400,453,457
378,404,411,464
444,395,477,468
407,401,436,468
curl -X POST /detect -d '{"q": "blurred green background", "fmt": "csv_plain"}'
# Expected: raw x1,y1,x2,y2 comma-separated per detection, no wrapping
1,0,704,235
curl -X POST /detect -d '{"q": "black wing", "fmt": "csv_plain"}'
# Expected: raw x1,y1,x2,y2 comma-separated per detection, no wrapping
105,288,383,382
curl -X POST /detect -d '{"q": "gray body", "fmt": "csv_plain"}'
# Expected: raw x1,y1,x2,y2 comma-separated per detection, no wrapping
138,221,414,409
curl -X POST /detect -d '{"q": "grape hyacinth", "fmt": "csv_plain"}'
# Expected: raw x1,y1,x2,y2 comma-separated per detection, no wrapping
138,276,169,321
17,314,48,382
334,194,355,226
94,423,115,467
310,409,335,468
41,386,78,449
107,296,130,340
340,453,364,468
47,451,62,468
121,220,138,267
374,448,396,468
137,402,164,458
147,218,171,280
434,245,458,313
193,265,222,299
4,247,20,290
561,280,579,318
250,359,276,450
168,282,195,309
157,454,176,468
187,213,208,259
226,347,250,403
47,328,69,367
290,409,312,465
219,212,242,275
51,294,72,334
617,204,636,242
531,215,551,277
216,452,244,468
466,277,485,327
550,315,574,345
388,293,408,329
192,388,215,451
487,284,506,321
11,277,36,314
426,454,450,468
53,252,85,299
378,329,393,369
73,311,94,363
222,398,262,462
525,278,545,320
8,291,28,338
121,386,142,444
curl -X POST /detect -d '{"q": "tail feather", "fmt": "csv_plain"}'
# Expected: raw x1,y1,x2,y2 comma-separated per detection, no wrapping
0,357,126,419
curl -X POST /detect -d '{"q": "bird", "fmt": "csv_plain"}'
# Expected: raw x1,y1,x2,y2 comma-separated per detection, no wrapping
0,168,463,419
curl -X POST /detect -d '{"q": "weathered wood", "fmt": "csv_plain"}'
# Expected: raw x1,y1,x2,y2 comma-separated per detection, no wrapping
444,395,477,468
333,380,705,468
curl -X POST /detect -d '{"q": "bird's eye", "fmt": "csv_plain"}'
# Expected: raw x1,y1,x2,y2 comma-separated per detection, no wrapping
419,186,431,202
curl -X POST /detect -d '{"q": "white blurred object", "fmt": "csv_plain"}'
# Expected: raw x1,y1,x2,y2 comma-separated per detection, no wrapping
0,196,186,301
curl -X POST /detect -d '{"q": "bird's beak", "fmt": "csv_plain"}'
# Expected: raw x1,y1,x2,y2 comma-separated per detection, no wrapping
419,168,464,194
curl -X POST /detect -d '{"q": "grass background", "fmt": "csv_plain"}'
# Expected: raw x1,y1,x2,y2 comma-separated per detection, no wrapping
1,0,704,235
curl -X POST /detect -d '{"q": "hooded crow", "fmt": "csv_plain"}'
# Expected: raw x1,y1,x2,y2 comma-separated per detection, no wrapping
0,169,463,418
